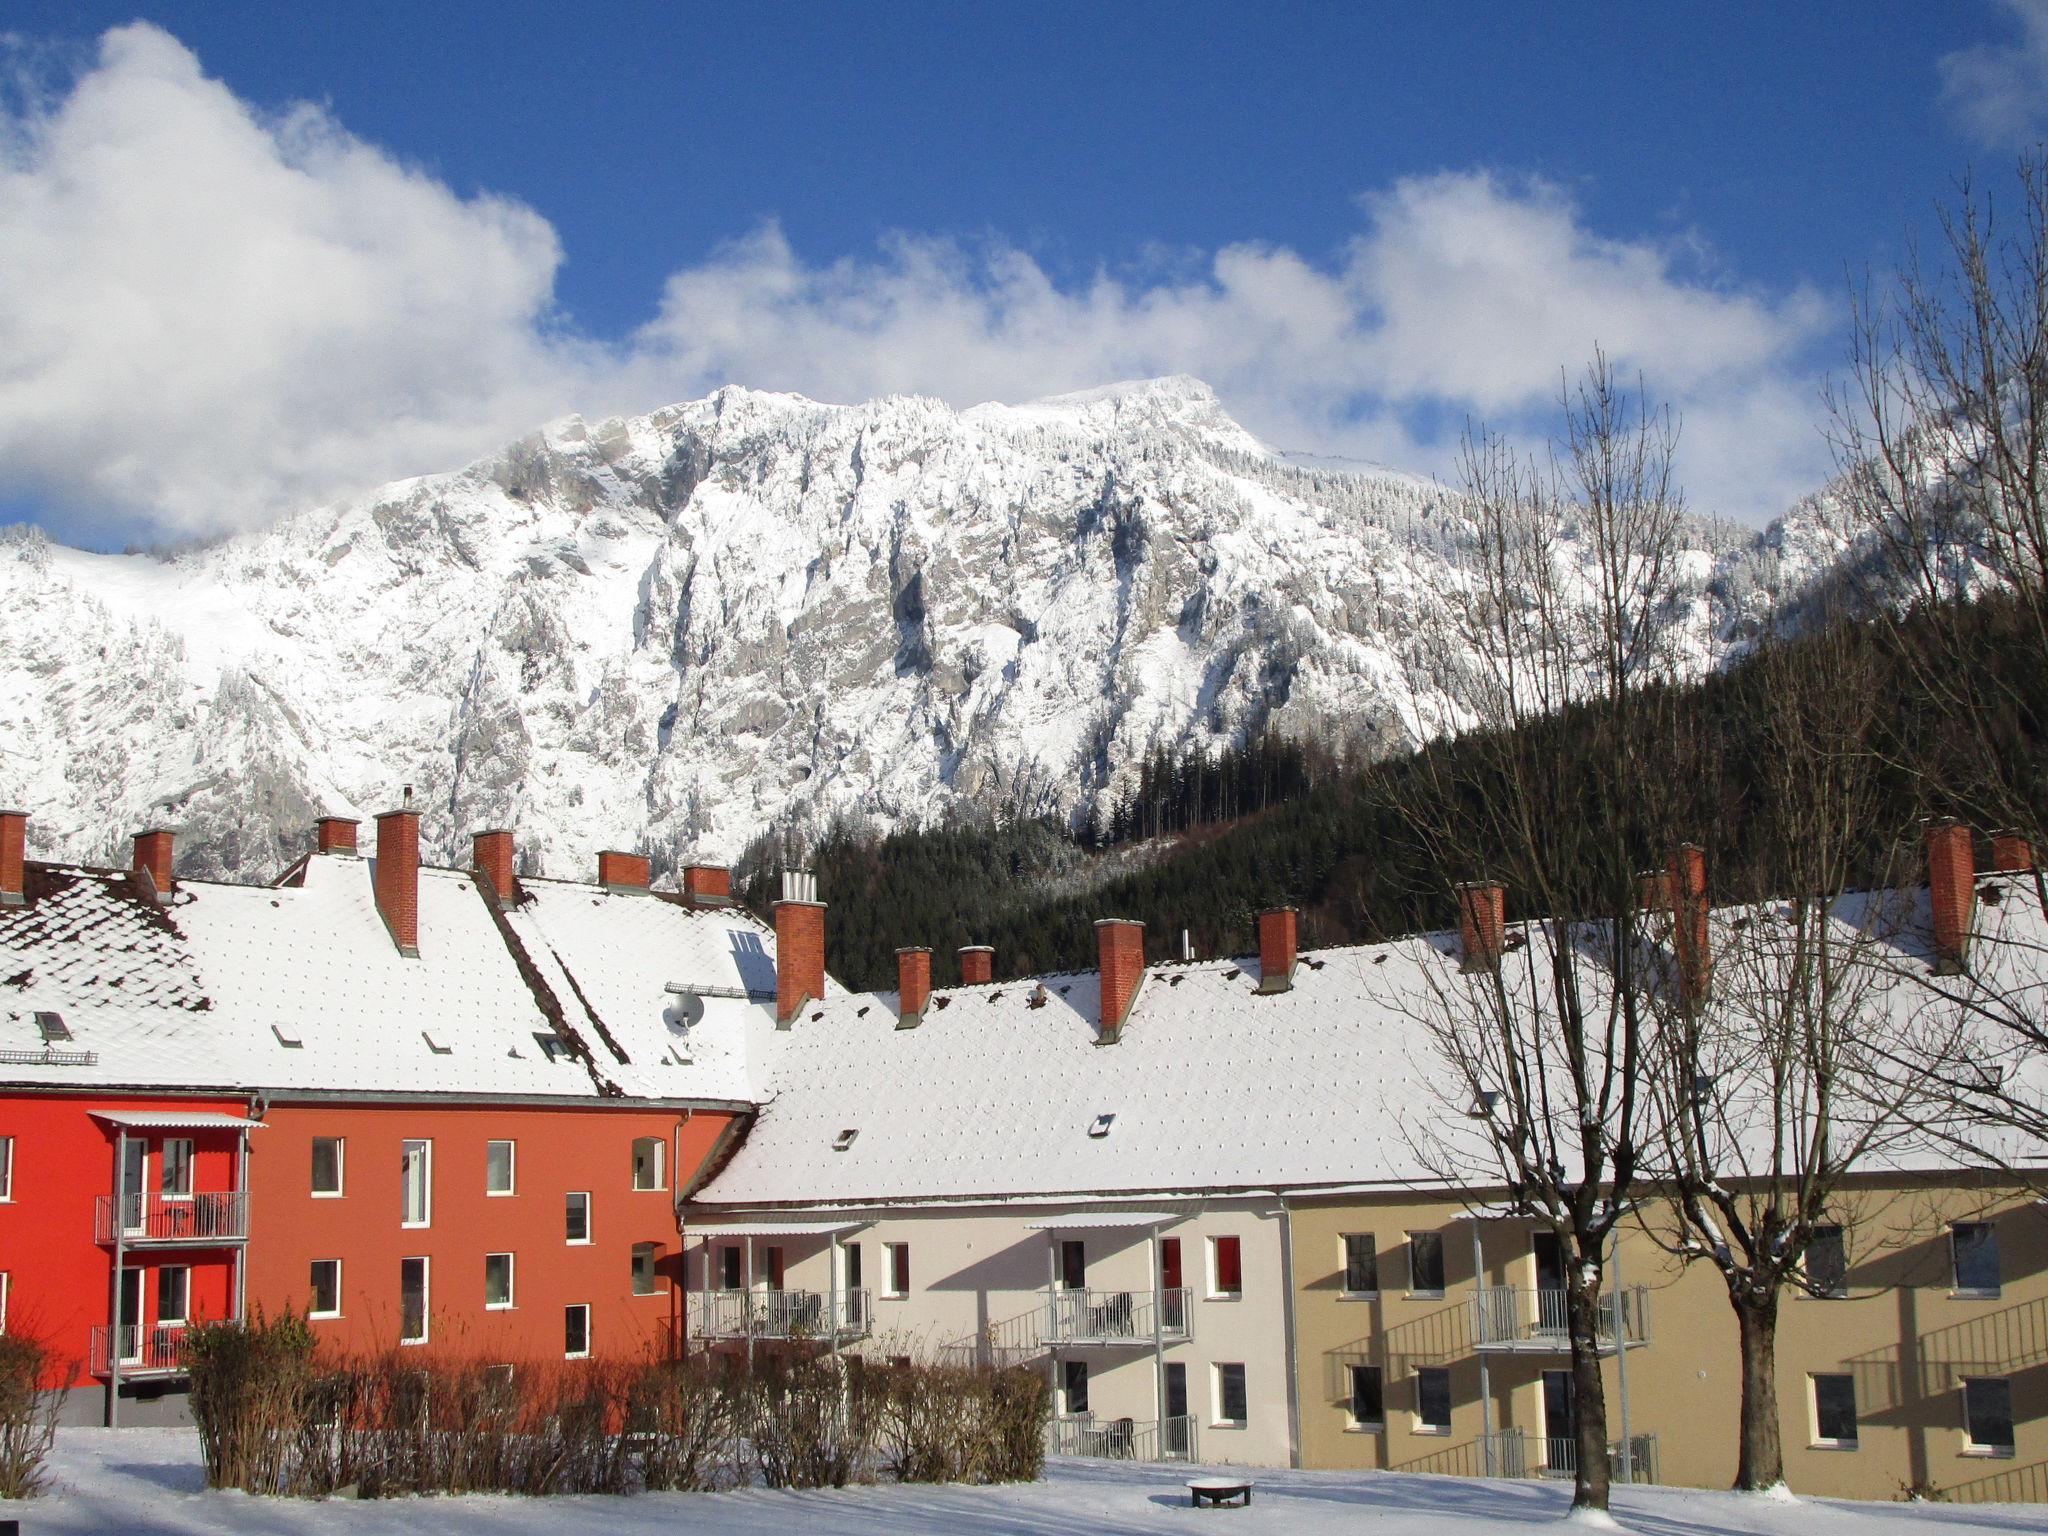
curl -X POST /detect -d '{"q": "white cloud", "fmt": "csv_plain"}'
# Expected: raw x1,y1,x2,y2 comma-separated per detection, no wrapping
1941,0,2048,144
0,24,1834,537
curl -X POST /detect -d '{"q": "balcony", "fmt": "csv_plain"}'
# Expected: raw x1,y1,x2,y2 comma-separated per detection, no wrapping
1049,1414,1198,1462
89,1324,189,1378
1469,1286,1649,1353
1041,1288,1191,1346
95,1191,249,1245
1476,1428,1658,1483
693,1288,871,1340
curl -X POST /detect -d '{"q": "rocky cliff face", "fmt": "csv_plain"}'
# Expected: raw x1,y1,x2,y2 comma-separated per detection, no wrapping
0,376,1807,882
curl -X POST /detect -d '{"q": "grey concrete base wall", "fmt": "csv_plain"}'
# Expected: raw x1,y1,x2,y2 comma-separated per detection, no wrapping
56,1380,193,1429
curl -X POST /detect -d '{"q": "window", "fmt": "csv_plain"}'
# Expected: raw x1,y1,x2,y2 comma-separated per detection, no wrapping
1407,1231,1446,1296
0,1136,13,1199
401,1140,432,1227
309,1259,341,1318
0,1271,9,1333
1952,1222,2001,1297
1805,1226,1847,1298
400,1257,428,1344
1160,1237,1182,1290
1213,1362,1248,1426
885,1242,911,1297
1063,1359,1089,1415
1964,1377,2015,1456
564,1303,591,1359
1812,1374,1857,1447
1342,1234,1379,1296
766,1245,785,1290
565,1191,591,1244
632,1242,661,1296
156,1264,189,1325
159,1138,193,1197
1210,1235,1243,1297
485,1140,515,1196
1060,1240,1086,1290
310,1137,344,1197
1347,1364,1385,1429
631,1137,665,1191
1415,1366,1452,1434
717,1244,741,1289
844,1243,863,1292
484,1253,514,1309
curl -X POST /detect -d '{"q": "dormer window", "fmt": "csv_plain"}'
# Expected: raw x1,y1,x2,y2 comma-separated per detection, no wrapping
34,1011,69,1042
1088,1113,1115,1139
832,1128,860,1152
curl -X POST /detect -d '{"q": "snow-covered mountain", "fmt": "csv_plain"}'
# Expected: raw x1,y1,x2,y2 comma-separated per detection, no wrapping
0,377,1812,882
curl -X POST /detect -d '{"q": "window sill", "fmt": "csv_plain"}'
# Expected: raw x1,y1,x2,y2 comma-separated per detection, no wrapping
308,1312,341,1321
565,1239,592,1247
1808,1440,1858,1452
564,1353,591,1361
486,1191,515,1198
1962,1446,2016,1459
880,1293,907,1301
1412,1426,1451,1437
1338,1292,1379,1302
310,1191,344,1199
1205,1293,1243,1302
1344,1423,1385,1435
1953,1290,2003,1302
1407,1292,1446,1301
399,1338,428,1348
1209,1420,1246,1431
485,1304,514,1312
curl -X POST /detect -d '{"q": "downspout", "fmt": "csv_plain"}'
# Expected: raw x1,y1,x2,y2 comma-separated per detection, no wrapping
233,1126,250,1321
1150,1219,1166,1447
1277,1195,1301,1470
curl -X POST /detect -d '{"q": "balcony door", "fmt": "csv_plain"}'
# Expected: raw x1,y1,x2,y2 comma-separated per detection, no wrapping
1532,1233,1567,1334
1542,1369,1577,1474
120,1138,146,1233
116,1267,142,1363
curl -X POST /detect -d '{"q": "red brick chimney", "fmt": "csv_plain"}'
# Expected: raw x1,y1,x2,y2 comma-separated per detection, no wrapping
1096,919,1145,1041
374,805,421,958
1668,843,1710,1005
598,851,650,891
896,946,932,1026
132,829,174,904
1256,907,1298,994
682,865,733,906
473,829,516,908
1457,882,1505,974
1635,868,1671,913
774,871,825,1027
315,816,359,854
1991,830,2034,874
1925,818,1976,975
0,811,25,907
959,944,994,985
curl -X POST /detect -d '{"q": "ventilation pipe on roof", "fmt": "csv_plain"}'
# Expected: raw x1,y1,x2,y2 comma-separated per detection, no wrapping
0,810,24,907
1095,919,1145,1043
1256,907,1298,994
598,851,650,892
1668,843,1712,1005
1456,882,1505,974
774,871,825,1028
132,829,174,905
682,865,733,906
958,944,994,985
896,946,932,1028
374,802,421,958
1634,868,1671,913
1925,818,1976,976
1992,830,2034,874
473,829,516,909
315,817,359,854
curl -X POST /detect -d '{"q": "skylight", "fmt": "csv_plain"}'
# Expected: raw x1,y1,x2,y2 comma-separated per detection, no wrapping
1088,1113,1115,1138
833,1128,860,1151
34,1010,70,1042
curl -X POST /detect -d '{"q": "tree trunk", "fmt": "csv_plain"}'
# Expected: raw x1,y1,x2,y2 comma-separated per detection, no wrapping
1568,1277,1612,1511
1732,1287,1784,1491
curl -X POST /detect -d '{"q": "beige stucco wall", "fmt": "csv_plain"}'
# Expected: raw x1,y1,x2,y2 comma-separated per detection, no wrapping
1289,1178,2048,1502
685,1198,1299,1467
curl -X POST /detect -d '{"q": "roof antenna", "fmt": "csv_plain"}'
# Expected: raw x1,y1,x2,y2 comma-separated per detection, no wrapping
402,784,415,810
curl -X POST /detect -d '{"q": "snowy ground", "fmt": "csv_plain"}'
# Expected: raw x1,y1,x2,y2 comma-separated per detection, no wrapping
5,1428,2045,1535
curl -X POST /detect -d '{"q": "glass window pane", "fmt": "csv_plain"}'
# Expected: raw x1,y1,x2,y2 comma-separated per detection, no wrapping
1343,1234,1378,1293
485,1253,513,1308
565,1192,590,1243
632,1242,659,1296
400,1257,428,1343
1966,1377,2015,1451
1806,1227,1847,1296
1063,1359,1089,1415
485,1141,514,1195
1813,1374,1857,1442
310,1259,340,1316
564,1304,590,1357
1217,1363,1247,1423
401,1141,431,1226
160,1139,193,1195
1417,1366,1452,1431
311,1138,342,1195
1349,1364,1384,1426
1409,1232,1445,1293
1953,1224,2001,1294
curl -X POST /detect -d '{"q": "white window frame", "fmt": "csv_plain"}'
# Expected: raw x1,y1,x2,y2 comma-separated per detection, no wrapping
1951,1222,2002,1300
1809,1372,1858,1449
310,1136,344,1198
400,1256,429,1345
308,1259,342,1319
1962,1376,2017,1457
1345,1362,1384,1431
0,1270,9,1333
159,1138,194,1198
1413,1365,1452,1435
156,1263,191,1326
1339,1233,1378,1299
564,1303,591,1359
631,1242,661,1297
1211,1361,1248,1428
0,1135,13,1200
1406,1231,1446,1298
401,1139,432,1228
883,1241,910,1298
484,1252,515,1310
1207,1234,1243,1299
631,1137,666,1192
485,1140,516,1196
565,1191,592,1245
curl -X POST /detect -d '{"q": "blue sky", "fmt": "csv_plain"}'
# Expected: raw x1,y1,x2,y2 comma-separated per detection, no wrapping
0,2,2041,543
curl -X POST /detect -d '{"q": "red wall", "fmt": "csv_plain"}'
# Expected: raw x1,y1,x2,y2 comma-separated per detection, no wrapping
0,1093,248,1388
246,1103,739,1364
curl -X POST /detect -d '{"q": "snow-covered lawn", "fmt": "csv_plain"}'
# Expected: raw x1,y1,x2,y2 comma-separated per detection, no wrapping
6,1428,2044,1534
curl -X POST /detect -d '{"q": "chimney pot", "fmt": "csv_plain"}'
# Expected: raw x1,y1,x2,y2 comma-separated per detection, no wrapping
597,850,651,891
374,808,421,958
1256,908,1298,993
1095,919,1146,1041
958,944,994,985
1924,818,1977,975
1634,868,1671,913
774,874,826,1027
315,816,359,854
1668,843,1711,1004
473,829,516,908
1457,882,1506,973
682,865,733,905
896,946,932,1026
1991,830,2034,874
0,811,24,907
132,829,175,905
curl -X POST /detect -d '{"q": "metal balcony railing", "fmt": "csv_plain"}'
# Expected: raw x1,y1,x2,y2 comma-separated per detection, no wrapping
89,1324,189,1378
692,1288,871,1340
1048,1414,1197,1462
1476,1428,1658,1484
1042,1288,1191,1345
1469,1286,1649,1352
95,1191,249,1245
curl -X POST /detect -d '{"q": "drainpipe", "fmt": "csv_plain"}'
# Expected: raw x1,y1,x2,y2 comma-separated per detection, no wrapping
1473,1217,1493,1472
233,1126,250,1321
1277,1196,1302,1470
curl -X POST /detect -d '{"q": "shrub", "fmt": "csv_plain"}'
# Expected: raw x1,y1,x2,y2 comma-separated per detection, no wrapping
0,1333,62,1498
